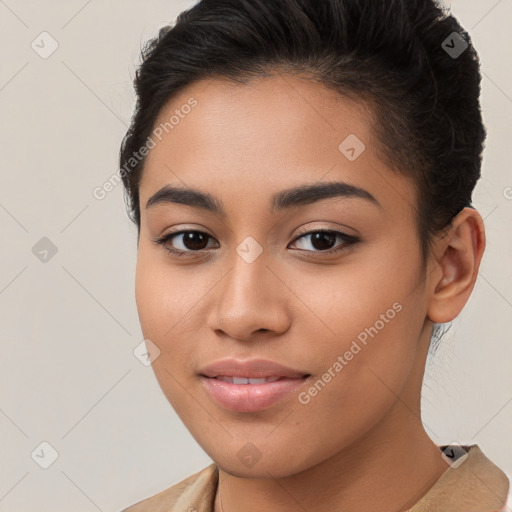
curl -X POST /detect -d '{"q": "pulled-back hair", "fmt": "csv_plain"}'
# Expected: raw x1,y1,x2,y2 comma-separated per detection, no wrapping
119,0,485,266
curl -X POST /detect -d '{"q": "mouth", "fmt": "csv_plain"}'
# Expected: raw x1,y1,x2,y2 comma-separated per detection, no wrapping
197,359,311,412
210,375,302,384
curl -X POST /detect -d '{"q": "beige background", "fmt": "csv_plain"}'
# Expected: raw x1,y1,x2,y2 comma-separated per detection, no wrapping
0,1,511,510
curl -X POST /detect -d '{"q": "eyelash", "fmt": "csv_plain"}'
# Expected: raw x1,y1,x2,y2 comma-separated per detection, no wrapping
153,229,359,258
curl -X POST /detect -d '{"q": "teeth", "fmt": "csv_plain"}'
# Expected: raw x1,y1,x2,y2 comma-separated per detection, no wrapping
216,376,281,384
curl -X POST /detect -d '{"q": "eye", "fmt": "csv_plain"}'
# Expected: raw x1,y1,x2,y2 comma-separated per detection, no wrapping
153,228,359,258
153,230,218,257
288,229,359,256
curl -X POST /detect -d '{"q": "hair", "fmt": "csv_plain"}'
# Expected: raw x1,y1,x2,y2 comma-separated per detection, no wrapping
119,0,485,351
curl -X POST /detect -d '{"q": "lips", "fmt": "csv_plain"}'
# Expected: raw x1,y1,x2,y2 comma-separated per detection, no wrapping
198,358,311,412
198,358,310,380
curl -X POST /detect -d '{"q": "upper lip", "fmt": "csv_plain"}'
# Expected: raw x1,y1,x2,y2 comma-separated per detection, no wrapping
199,358,310,379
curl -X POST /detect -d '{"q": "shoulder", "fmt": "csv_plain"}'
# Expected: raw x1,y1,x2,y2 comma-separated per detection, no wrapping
120,463,218,512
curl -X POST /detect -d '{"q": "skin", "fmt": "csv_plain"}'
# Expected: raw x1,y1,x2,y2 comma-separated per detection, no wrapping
134,73,486,512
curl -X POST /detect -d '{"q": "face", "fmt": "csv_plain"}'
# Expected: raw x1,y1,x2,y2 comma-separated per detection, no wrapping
135,74,434,478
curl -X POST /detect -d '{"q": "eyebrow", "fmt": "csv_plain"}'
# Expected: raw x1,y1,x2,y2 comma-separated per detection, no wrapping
145,181,381,214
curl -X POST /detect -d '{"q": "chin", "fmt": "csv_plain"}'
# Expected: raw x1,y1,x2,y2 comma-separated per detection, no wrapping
205,440,315,479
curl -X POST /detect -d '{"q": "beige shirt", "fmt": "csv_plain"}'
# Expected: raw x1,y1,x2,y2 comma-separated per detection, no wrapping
121,445,510,512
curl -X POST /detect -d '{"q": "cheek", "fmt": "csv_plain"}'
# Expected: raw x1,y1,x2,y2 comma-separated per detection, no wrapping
308,295,416,403
309,245,420,353
283,302,419,469
294,251,423,424
134,247,207,401
135,246,202,341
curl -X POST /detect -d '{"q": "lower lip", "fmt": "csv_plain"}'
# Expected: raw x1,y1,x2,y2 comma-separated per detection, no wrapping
200,376,309,412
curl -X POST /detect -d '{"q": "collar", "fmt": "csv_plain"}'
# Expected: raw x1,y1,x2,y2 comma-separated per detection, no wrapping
408,444,509,512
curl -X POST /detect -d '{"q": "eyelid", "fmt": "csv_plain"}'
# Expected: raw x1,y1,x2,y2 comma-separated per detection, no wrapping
291,228,358,243
159,224,214,237
288,228,359,253
292,222,359,238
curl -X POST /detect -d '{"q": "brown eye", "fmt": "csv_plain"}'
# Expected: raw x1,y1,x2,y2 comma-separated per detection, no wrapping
306,232,337,251
177,231,210,250
289,230,359,255
154,230,218,256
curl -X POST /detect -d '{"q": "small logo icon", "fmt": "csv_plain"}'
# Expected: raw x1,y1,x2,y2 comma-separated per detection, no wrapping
32,237,58,263
31,441,59,469
236,236,263,264
31,31,59,59
338,134,366,161
441,32,468,59
237,442,263,468
133,338,161,366
441,442,469,468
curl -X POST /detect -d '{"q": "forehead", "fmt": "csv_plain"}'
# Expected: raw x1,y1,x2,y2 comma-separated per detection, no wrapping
139,74,416,219
144,73,373,171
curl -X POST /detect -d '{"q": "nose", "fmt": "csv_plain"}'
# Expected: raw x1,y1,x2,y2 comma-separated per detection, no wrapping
206,246,291,342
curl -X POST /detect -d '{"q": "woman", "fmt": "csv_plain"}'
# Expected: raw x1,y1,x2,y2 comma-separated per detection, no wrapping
118,0,511,510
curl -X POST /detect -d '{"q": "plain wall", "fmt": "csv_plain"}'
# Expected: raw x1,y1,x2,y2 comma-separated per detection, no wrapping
0,1,511,510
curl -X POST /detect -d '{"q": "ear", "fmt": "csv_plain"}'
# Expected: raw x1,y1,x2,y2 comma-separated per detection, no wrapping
427,207,486,324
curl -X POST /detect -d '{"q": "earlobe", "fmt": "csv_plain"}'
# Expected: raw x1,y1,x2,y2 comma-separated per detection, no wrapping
427,208,486,324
